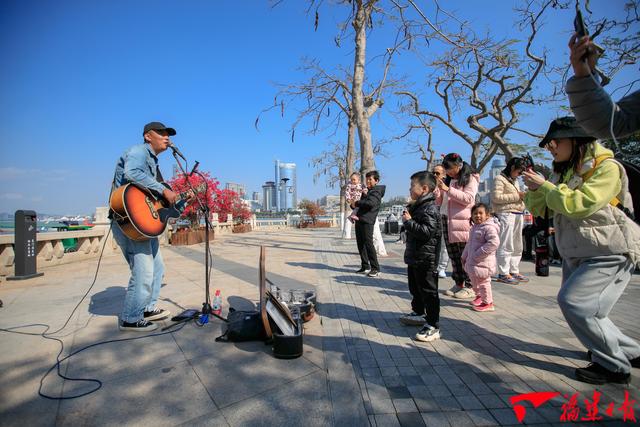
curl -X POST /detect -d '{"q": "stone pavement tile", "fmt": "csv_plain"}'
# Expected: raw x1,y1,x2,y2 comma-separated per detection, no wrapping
370,398,396,414
476,393,509,409
220,371,333,427
402,375,424,386
466,382,494,396
421,373,445,386
381,366,400,377
446,383,473,397
444,411,476,426
60,321,189,382
414,396,440,412
455,394,485,410
396,412,427,427
393,397,419,413
362,367,383,378
464,409,499,426
374,414,402,427
436,395,463,411
398,366,419,376
407,385,431,399
177,410,230,427
384,376,405,388
488,408,519,425
57,360,217,427
387,386,412,398
427,384,452,397
420,411,451,427
189,345,321,408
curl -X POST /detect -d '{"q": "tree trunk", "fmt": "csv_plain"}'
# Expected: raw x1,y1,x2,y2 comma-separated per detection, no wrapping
343,114,357,230
352,1,376,176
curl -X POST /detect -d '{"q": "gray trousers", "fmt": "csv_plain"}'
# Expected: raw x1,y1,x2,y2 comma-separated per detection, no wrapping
558,254,640,373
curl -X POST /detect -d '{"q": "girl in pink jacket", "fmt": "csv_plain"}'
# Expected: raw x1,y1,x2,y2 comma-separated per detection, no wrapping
462,203,501,312
437,153,480,300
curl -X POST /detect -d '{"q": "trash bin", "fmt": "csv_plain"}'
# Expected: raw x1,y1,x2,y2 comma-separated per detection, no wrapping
8,210,44,280
387,221,399,234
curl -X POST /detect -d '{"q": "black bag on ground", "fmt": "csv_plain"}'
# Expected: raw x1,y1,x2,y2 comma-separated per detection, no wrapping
534,232,549,277
215,308,266,342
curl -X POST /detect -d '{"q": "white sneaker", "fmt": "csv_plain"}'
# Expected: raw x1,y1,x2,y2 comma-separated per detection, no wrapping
453,287,476,299
416,325,440,342
437,270,447,278
400,312,426,326
444,284,462,296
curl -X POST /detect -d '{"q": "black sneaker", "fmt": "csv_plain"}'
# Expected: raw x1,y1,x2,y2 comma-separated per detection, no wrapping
367,270,380,278
587,350,640,369
575,363,630,385
119,319,158,332
355,267,371,274
143,308,170,321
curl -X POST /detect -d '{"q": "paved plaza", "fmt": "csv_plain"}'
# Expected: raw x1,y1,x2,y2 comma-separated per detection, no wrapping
0,228,638,426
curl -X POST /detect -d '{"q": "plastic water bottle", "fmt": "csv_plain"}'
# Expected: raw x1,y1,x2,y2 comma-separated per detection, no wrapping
212,289,222,316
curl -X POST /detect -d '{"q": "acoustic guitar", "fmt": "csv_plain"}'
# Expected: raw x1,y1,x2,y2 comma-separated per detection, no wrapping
110,183,204,241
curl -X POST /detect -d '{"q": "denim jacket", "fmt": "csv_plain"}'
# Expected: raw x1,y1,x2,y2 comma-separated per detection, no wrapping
113,143,166,194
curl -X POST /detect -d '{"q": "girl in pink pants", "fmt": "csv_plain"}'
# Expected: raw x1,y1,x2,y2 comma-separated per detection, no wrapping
462,203,500,312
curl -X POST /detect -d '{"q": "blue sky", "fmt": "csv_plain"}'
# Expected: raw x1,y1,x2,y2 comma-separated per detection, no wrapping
0,1,636,215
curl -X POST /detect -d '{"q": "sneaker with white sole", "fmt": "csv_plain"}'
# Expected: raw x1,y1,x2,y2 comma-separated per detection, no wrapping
367,270,380,278
437,270,447,278
453,287,475,299
144,308,171,321
416,325,440,342
444,284,462,296
119,319,158,332
355,267,371,274
400,312,426,326
473,302,495,312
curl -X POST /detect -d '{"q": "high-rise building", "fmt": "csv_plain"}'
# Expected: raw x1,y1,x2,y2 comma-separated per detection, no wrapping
478,158,506,205
274,160,297,211
262,181,277,212
225,182,246,198
252,191,260,202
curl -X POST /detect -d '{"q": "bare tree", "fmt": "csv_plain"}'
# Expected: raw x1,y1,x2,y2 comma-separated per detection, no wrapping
395,1,562,173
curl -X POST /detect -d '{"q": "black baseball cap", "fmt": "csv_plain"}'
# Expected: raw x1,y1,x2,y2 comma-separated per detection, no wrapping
143,121,176,136
538,116,594,147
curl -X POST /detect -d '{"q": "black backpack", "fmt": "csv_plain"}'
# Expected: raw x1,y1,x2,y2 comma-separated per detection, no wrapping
215,308,266,342
618,159,640,225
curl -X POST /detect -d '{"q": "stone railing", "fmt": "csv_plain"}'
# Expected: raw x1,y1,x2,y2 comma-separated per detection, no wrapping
0,207,237,278
0,225,118,278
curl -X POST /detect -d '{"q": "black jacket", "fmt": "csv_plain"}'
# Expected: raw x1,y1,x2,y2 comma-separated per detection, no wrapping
403,193,442,268
355,185,386,224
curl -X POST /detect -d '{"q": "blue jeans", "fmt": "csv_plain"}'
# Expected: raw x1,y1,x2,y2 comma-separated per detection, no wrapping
111,222,165,323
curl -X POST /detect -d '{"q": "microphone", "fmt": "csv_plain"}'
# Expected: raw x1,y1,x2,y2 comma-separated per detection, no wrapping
168,142,186,161
190,161,200,176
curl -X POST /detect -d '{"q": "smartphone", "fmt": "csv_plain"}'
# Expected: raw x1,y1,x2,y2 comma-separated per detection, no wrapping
574,9,588,38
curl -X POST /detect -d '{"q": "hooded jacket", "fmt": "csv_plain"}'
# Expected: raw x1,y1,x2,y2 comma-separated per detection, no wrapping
355,185,386,224
461,216,500,279
403,192,442,268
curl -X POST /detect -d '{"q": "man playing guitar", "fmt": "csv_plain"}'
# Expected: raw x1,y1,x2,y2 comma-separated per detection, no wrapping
110,121,181,331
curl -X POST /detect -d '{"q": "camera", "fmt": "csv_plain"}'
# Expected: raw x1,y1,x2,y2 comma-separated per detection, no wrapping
574,9,588,38
522,153,535,172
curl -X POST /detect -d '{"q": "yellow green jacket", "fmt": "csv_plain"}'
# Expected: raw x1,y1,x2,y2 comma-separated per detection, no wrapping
525,142,639,262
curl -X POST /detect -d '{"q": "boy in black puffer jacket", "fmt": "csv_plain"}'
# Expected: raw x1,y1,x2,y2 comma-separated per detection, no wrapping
400,171,442,342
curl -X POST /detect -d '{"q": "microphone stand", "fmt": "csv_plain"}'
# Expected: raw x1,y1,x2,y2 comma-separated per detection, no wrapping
164,147,227,330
